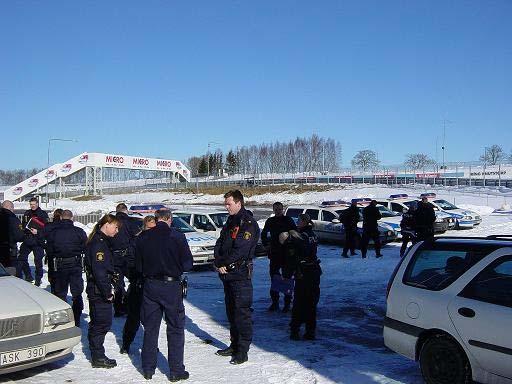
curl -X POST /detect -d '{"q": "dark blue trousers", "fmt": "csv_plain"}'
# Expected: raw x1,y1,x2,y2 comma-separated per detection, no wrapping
122,277,143,348
17,244,45,281
88,300,113,360
141,279,185,376
53,265,84,327
223,279,253,354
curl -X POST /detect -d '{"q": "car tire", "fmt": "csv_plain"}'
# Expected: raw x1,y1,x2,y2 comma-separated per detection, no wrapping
419,335,471,384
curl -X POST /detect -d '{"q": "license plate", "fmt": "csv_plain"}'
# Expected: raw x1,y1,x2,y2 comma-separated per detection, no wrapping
0,346,46,366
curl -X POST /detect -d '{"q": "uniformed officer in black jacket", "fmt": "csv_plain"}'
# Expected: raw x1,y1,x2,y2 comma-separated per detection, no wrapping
0,200,24,275
340,201,360,257
214,190,260,365
44,208,63,293
279,213,322,340
360,200,383,258
137,209,193,381
110,203,138,317
46,210,87,327
415,197,436,242
261,201,296,312
85,214,121,369
399,202,417,257
18,197,49,285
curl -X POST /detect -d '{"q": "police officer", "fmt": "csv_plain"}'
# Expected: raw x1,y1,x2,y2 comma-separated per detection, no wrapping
399,202,417,257
137,209,193,381
0,200,24,275
279,213,322,340
44,208,63,293
85,214,120,369
110,203,138,317
46,210,87,327
360,200,383,258
415,197,436,242
214,190,260,365
120,215,156,355
18,197,49,285
261,202,296,312
340,201,360,258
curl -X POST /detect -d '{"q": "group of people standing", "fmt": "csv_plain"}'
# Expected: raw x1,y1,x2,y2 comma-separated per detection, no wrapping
399,196,436,256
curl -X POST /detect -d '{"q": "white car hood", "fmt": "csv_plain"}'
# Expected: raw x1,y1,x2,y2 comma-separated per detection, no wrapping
0,276,69,319
184,232,217,246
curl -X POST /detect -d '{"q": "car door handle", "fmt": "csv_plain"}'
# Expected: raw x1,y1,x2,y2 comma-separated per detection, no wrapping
458,307,475,318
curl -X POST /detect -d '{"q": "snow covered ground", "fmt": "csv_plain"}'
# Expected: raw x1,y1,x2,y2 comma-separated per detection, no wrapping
3,185,512,383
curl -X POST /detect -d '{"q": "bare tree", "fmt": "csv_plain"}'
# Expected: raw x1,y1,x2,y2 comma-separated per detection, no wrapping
351,150,379,182
480,144,504,165
404,153,435,173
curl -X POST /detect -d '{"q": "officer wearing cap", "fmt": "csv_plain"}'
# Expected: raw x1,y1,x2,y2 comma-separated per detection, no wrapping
214,190,260,365
137,209,193,381
85,214,120,369
0,200,24,275
46,210,87,327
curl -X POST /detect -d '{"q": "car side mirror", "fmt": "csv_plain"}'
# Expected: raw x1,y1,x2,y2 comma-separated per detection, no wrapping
332,218,340,224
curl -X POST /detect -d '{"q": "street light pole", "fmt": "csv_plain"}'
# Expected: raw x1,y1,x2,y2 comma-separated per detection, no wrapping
46,138,77,207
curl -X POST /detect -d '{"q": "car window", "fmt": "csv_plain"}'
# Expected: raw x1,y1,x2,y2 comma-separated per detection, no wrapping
391,202,404,213
286,208,303,219
194,214,210,230
434,199,458,210
0,264,8,277
459,256,512,308
210,213,228,228
403,244,498,290
171,217,196,233
305,209,319,220
322,210,337,222
377,205,398,218
174,213,192,224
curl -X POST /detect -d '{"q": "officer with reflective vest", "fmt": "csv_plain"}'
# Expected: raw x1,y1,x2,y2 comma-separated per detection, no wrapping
85,214,120,369
46,210,87,327
214,190,260,365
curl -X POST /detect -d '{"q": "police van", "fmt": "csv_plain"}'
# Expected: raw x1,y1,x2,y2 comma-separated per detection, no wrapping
375,194,455,233
421,193,482,229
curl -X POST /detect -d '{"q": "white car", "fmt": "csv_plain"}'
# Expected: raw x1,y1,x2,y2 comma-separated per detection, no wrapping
424,194,482,229
384,235,512,384
375,194,455,233
284,203,397,244
0,266,81,375
173,208,267,257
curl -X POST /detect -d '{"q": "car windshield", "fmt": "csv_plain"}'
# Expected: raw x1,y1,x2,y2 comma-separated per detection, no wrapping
171,217,196,233
434,199,458,210
403,201,418,209
0,264,9,277
377,205,399,217
210,213,229,227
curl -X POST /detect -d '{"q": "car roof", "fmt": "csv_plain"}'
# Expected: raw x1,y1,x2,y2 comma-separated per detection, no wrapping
430,236,512,247
173,208,227,214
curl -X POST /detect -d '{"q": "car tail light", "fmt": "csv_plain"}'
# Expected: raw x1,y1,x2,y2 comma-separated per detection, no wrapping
386,256,407,299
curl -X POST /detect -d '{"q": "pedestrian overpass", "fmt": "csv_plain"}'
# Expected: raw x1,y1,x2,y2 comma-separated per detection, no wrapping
2,152,191,202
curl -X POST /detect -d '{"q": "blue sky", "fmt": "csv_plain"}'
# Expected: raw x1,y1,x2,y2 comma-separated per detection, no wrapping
1,1,511,170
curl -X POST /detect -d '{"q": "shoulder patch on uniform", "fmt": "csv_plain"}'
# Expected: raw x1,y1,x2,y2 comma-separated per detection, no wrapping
96,252,104,262
243,231,252,240
18,224,22,230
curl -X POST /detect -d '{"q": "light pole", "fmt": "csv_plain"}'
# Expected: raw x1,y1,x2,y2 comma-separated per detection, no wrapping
46,138,78,207
206,141,220,179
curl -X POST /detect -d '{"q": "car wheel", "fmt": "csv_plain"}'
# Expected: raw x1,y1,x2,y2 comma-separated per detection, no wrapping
419,335,471,384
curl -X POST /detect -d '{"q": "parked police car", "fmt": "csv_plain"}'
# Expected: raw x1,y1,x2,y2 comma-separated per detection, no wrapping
421,193,482,229
375,194,455,233
173,208,267,257
384,235,512,384
120,212,217,266
284,202,397,244
0,265,81,374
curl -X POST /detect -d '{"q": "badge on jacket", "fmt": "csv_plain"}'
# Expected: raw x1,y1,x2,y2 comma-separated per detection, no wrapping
243,231,252,240
96,252,105,262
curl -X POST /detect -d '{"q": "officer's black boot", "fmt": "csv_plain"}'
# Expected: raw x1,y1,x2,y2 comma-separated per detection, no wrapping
91,356,117,368
216,346,235,356
143,372,153,380
230,352,248,365
169,371,189,382
282,296,291,313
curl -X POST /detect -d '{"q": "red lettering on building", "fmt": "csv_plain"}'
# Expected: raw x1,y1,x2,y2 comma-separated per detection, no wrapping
133,158,149,166
106,155,124,164
157,160,173,167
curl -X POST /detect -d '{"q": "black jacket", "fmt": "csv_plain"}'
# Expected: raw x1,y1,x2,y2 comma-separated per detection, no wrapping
85,231,116,301
22,207,49,247
340,205,360,229
261,215,297,248
283,226,320,279
415,202,436,230
362,204,381,231
109,211,139,267
136,221,193,278
0,208,24,267
46,219,87,260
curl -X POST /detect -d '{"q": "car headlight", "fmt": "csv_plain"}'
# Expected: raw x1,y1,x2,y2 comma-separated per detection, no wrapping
45,308,73,326
189,246,203,253
435,218,443,223
463,216,472,220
